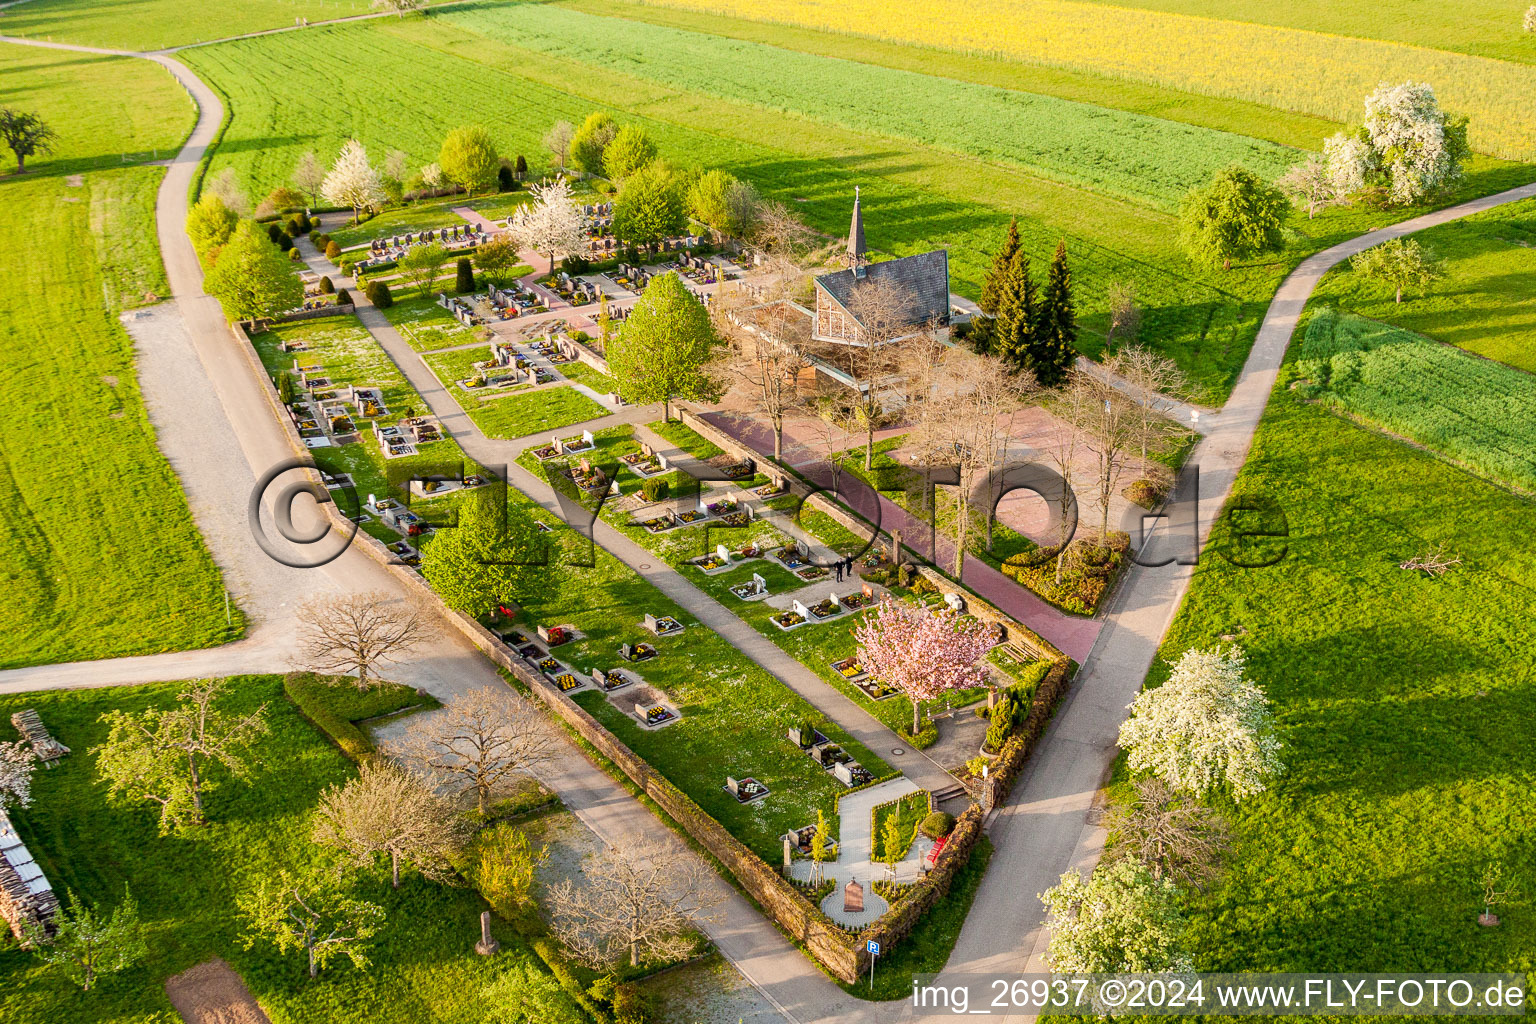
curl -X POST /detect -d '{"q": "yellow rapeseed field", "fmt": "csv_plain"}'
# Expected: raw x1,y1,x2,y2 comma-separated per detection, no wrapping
633,0,1536,160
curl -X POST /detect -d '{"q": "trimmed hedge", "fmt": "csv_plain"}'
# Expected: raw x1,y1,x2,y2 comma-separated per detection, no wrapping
920,810,955,839
641,477,669,502
281,671,435,763
366,280,394,309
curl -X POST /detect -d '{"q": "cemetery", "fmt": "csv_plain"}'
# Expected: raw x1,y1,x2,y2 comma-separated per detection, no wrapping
726,775,771,804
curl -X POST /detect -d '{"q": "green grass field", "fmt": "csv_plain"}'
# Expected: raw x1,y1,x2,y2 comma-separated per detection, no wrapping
1309,199,1536,372
445,3,1298,212
1292,309,1536,494
419,347,610,438
1138,396,1536,975
0,678,562,1023
183,14,1536,403
0,44,235,668
0,0,374,50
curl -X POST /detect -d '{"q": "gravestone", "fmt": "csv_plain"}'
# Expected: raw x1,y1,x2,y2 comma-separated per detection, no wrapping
833,760,861,786
751,573,767,595
717,543,731,563
862,582,874,599
591,668,608,688
726,776,741,799
843,880,864,914
620,642,634,660
475,910,499,956
792,600,810,618
784,836,793,877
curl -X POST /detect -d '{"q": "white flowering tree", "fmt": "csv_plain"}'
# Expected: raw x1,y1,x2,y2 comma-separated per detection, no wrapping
1276,155,1346,220
1526,5,1535,33
515,177,585,273
0,740,36,811
322,140,387,224
854,599,997,736
1118,646,1282,801
1039,859,1192,973
1324,82,1469,205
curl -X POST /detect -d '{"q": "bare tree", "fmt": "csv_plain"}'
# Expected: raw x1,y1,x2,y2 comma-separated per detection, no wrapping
293,150,325,207
95,679,268,834
840,277,917,470
1040,375,1089,583
750,200,818,260
910,349,1035,576
713,281,810,461
1068,369,1138,543
402,687,558,816
1103,777,1230,889
313,759,471,889
548,837,724,969
1105,282,1142,354
543,120,574,173
296,592,427,692
1277,155,1346,220
1107,345,1193,482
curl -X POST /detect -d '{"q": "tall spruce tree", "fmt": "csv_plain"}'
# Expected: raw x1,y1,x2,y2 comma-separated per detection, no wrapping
993,250,1039,373
979,218,1021,316
1034,240,1079,386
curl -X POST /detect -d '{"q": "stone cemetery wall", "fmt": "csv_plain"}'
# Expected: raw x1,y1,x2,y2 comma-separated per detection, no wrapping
273,302,357,324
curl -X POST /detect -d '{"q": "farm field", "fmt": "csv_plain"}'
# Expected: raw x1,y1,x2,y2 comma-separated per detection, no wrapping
558,0,1338,149
444,3,1299,211
1293,309,1536,494
0,677,555,1024
1309,199,1536,372
0,43,233,669
1066,0,1536,65
0,0,374,50
629,0,1536,160
1139,397,1536,975
182,15,1536,406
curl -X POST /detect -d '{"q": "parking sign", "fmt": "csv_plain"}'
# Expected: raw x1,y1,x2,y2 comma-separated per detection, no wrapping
867,940,880,955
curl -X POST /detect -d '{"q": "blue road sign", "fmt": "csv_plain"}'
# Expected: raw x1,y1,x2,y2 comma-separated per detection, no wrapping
867,940,881,955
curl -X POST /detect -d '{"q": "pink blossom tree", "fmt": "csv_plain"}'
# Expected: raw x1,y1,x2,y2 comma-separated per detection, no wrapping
853,599,998,736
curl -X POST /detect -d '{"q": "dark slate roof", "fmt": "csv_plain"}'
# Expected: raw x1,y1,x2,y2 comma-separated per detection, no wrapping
817,249,951,330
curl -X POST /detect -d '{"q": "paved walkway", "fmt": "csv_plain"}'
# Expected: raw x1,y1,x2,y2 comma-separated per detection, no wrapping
296,234,963,801
946,178,1536,1022
789,777,924,928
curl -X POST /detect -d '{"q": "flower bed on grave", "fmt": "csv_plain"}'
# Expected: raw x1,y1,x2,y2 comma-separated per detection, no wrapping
619,642,658,662
538,657,562,674
554,672,582,693
691,553,729,572
727,776,771,804
831,657,866,681
718,512,751,528
810,598,841,619
621,452,664,476
560,433,595,454
706,499,738,516
598,669,634,691
796,566,828,581
776,546,808,571
638,702,677,727
565,466,608,492
855,678,899,701
647,615,684,636
721,463,753,480
532,444,561,460
638,515,675,533
675,510,704,525
773,610,806,630
541,625,575,647
730,579,768,600
755,481,784,498
840,592,868,610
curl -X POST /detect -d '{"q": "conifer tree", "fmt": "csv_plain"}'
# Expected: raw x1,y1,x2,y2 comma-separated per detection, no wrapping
978,218,1020,316
1033,240,1079,386
992,249,1038,372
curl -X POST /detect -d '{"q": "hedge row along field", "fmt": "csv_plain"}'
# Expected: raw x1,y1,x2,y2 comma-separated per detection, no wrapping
445,3,1298,211
629,0,1536,160
1296,309,1536,494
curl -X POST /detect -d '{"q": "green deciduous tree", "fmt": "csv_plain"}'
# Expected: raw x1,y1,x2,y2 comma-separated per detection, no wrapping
1118,646,1283,801
0,108,58,174
1349,236,1446,303
603,124,657,182
688,169,758,239
1039,859,1192,973
569,112,618,177
421,490,547,615
481,961,587,1024
613,161,688,252
313,759,470,889
23,886,148,991
1179,164,1289,270
398,241,450,299
439,125,500,197
471,822,549,919
95,678,269,834
606,271,719,418
238,868,384,979
185,194,238,264
203,220,305,322
474,233,523,286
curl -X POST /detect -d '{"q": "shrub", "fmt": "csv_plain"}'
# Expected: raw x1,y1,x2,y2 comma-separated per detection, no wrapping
497,164,515,192
984,694,1014,753
897,563,918,588
1125,478,1164,509
454,256,475,294
911,576,938,595
561,254,592,275
903,717,938,748
514,154,528,179
317,275,335,295
277,371,296,405
641,477,669,502
339,258,357,277
334,288,351,306
285,217,302,238
296,212,312,234
367,280,393,309
312,232,330,249
612,983,648,1024
920,810,955,839
569,330,590,344
324,239,341,261
288,247,302,261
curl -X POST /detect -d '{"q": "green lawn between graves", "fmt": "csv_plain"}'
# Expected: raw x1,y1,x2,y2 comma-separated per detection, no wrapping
420,348,610,440
181,13,1536,405
321,190,533,251
1309,198,1536,373
378,294,480,352
870,790,929,862
0,677,560,1024
0,44,235,668
1119,395,1536,976
517,424,1035,742
420,483,893,860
